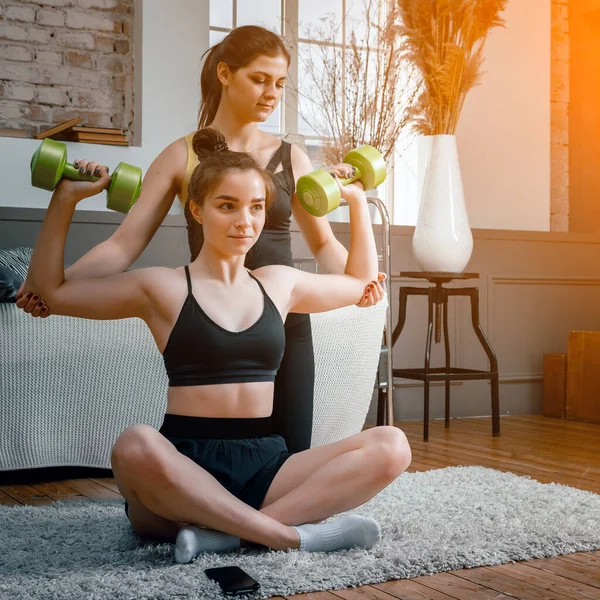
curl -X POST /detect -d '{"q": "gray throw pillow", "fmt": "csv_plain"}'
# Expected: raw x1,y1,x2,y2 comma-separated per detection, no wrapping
0,265,24,302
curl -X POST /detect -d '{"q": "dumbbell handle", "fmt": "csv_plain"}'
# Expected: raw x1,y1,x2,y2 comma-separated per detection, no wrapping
62,163,104,184
336,167,362,188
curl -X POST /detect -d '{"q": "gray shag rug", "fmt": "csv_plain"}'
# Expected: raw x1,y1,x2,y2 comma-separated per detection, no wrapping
2,466,600,600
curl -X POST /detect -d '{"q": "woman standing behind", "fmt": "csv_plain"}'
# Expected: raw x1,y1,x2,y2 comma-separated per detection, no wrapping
17,25,386,454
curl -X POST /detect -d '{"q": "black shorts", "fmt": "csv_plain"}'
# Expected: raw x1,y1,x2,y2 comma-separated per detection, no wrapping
124,414,291,516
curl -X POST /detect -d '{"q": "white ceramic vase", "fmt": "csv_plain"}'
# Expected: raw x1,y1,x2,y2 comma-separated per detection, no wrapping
412,134,473,272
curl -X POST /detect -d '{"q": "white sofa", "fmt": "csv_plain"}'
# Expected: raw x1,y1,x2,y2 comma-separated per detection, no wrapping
0,298,387,471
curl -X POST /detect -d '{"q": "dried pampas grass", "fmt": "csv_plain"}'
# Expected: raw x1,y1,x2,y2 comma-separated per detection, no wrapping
389,0,508,135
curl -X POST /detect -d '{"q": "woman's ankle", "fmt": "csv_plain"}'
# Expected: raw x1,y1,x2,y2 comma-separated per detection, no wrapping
271,525,300,550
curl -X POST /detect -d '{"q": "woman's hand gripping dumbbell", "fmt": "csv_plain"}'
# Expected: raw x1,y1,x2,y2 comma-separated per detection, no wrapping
323,159,388,308
18,156,116,317
17,162,112,318
18,142,140,318
30,138,142,214
296,145,387,217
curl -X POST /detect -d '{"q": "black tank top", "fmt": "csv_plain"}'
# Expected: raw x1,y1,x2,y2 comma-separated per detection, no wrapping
246,140,295,268
163,266,286,387
193,141,295,269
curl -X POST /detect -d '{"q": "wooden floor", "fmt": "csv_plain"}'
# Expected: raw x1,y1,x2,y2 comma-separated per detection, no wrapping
2,415,600,600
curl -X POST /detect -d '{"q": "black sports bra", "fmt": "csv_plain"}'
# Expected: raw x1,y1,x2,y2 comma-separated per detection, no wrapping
162,266,286,387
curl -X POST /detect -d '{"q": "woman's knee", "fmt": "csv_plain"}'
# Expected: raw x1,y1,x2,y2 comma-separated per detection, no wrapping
365,426,412,480
111,424,168,477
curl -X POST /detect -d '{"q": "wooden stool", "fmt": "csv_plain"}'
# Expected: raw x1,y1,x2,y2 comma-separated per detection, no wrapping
392,272,500,441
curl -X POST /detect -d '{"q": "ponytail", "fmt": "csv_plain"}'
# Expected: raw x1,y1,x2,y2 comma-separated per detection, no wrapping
198,44,223,129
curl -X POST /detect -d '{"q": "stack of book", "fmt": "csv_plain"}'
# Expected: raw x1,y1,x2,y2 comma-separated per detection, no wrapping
32,117,130,146
70,126,128,146
35,117,83,140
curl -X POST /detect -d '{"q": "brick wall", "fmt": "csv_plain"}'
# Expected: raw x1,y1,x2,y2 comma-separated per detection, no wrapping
0,0,134,140
551,0,569,232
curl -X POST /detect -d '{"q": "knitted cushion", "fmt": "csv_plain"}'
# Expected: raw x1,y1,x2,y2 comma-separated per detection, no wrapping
310,295,387,446
0,305,167,471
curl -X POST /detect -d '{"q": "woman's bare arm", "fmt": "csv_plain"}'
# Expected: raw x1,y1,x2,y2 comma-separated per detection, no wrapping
64,138,187,279
17,138,187,316
27,175,154,321
289,144,349,274
259,179,379,315
288,144,386,307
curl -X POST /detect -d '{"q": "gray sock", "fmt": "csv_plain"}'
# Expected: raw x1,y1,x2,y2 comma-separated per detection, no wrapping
174,526,240,563
292,514,381,552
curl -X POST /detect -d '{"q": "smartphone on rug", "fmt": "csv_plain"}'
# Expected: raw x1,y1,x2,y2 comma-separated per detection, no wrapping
204,565,260,596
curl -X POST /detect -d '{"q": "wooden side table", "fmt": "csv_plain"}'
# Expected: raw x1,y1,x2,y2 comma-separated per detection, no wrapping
392,272,500,441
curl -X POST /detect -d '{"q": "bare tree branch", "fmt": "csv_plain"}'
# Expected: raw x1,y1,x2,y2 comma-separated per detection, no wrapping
291,1,421,167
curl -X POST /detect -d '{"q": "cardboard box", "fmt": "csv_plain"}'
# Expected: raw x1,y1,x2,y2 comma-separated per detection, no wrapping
543,353,567,418
566,331,600,423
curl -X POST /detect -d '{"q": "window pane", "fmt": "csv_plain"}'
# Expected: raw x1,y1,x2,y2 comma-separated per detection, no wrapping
297,42,336,137
210,0,233,29
345,0,384,48
297,43,381,144
209,29,229,47
236,0,282,33
299,0,342,43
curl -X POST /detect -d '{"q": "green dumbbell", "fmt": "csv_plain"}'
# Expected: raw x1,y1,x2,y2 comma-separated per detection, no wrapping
296,145,386,217
30,138,142,214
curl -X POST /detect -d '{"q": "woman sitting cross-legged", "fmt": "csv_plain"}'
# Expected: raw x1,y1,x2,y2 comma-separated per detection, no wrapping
24,128,412,563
